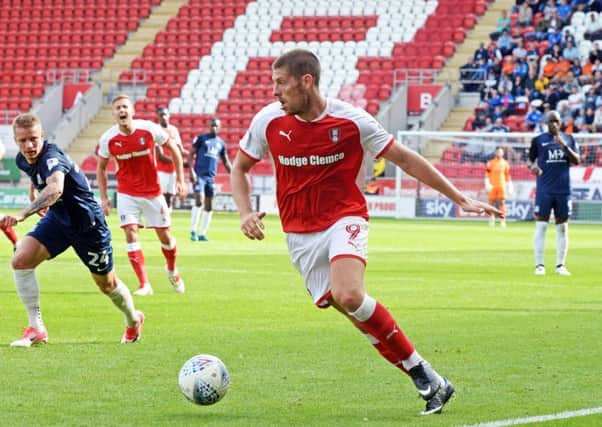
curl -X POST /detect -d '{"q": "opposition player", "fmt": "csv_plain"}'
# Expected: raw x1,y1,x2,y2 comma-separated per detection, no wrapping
188,118,231,241
484,146,513,227
97,94,187,296
0,137,19,250
528,110,580,276
231,49,504,415
1,113,144,346
155,106,189,211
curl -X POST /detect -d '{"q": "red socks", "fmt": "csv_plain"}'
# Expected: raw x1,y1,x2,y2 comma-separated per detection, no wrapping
1,225,18,246
127,249,149,287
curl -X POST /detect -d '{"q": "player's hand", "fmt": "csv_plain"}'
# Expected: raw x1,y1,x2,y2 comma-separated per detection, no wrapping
459,197,504,219
506,181,514,196
0,213,24,227
485,181,493,192
554,134,566,147
176,180,188,201
240,211,266,240
101,198,112,216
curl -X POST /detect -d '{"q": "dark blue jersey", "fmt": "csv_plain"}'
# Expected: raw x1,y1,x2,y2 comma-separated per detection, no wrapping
17,141,103,232
528,132,579,196
191,132,226,178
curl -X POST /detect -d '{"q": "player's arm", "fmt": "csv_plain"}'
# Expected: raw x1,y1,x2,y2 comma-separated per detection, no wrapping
1,171,64,227
96,155,111,215
188,139,197,183
220,149,232,174
555,135,580,165
382,141,503,217
231,151,265,239
527,140,542,176
164,137,187,199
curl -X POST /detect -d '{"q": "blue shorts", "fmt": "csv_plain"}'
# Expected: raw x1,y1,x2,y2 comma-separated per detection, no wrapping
193,175,215,198
28,214,114,275
533,193,572,221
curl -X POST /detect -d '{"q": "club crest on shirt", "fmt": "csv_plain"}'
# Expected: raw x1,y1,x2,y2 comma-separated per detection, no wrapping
139,137,145,146
329,128,340,143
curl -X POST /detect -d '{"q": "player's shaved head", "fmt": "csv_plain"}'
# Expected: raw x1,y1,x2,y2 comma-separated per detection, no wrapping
273,49,320,86
546,110,561,123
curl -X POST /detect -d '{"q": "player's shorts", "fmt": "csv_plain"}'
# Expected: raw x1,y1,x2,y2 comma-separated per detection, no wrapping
193,175,216,198
285,216,368,309
534,193,572,221
158,171,176,195
28,213,114,275
488,186,506,200
116,193,171,228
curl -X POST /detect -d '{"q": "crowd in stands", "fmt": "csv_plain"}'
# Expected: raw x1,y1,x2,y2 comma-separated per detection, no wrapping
460,0,602,156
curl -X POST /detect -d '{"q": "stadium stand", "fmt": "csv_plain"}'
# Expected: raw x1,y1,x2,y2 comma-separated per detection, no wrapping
102,0,488,179
0,0,160,121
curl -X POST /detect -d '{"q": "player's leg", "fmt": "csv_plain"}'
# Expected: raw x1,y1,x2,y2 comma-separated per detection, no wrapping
499,197,507,227
1,223,19,249
144,195,185,293
9,217,70,347
117,193,152,294
533,193,551,275
73,221,144,342
327,217,453,414
553,196,571,276
198,179,214,241
190,177,203,240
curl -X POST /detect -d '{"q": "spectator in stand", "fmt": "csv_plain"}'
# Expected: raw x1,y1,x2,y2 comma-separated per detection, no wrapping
588,42,602,64
498,73,514,93
558,99,572,121
547,27,563,47
498,29,513,56
525,67,538,91
460,57,481,92
492,105,505,122
546,43,563,60
591,0,602,13
512,38,528,61
474,42,489,62
556,0,573,25
490,117,510,133
472,111,488,130
593,104,602,131
584,11,602,40
500,88,516,115
562,40,580,62
518,2,534,27
583,86,597,110
487,88,503,114
567,85,585,114
513,59,529,80
574,107,587,130
583,106,596,131
570,57,583,81
491,10,511,39
571,0,588,12
513,74,527,97
561,28,576,47
542,56,558,80
155,107,189,211
526,102,545,129
562,114,576,133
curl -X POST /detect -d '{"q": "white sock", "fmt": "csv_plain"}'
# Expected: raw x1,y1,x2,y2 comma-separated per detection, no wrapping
200,210,213,236
107,279,138,327
14,268,44,330
401,350,424,371
191,206,201,233
534,221,548,266
348,294,376,321
556,222,568,267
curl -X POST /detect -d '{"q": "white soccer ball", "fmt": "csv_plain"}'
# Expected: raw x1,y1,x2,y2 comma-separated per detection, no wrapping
178,354,230,405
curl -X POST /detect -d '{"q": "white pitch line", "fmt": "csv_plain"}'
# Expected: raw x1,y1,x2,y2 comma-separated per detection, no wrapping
462,406,602,427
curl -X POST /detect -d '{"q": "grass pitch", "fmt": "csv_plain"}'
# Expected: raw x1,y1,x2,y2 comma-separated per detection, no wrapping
0,212,600,427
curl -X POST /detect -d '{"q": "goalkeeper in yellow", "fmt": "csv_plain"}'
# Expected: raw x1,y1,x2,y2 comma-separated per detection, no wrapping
484,146,513,227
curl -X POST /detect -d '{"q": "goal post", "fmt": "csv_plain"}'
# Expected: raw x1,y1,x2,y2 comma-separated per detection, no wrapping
387,131,602,223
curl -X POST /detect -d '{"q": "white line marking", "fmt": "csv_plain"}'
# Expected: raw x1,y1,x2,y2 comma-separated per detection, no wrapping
461,406,602,427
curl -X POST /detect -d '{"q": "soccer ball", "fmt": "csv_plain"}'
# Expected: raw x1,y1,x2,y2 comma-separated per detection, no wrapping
178,354,230,405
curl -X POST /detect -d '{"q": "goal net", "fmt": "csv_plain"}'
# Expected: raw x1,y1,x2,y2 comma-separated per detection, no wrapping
387,131,602,223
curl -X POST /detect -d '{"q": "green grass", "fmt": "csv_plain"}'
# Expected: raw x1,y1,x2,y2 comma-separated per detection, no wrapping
0,212,601,427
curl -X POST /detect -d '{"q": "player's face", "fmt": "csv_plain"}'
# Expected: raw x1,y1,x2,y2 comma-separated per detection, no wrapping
272,67,309,116
112,99,134,128
14,123,44,164
547,114,561,135
157,111,169,127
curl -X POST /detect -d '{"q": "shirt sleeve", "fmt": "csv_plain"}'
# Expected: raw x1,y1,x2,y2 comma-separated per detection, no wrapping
149,121,169,146
528,137,538,163
354,107,393,157
239,108,271,160
41,147,70,181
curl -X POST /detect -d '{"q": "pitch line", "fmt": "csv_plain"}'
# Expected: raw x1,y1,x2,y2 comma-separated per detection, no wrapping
462,406,602,426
